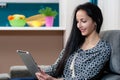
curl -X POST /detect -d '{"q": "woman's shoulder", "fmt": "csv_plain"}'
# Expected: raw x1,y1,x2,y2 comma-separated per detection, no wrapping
98,39,111,52
100,39,111,47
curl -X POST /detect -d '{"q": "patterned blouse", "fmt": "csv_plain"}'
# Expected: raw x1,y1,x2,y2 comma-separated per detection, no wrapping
42,39,111,80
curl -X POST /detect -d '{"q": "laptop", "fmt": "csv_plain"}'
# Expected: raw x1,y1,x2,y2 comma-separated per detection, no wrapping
16,50,41,78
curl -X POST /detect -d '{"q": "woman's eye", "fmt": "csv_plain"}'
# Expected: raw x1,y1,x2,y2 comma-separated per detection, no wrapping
82,20,87,23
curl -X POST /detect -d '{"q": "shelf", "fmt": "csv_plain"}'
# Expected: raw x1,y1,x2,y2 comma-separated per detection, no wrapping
0,0,59,3
0,27,65,31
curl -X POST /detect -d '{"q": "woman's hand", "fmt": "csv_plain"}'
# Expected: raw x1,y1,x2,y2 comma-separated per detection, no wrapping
35,70,63,80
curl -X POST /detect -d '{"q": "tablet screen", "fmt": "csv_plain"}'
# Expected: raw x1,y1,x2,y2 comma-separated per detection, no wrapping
17,50,41,78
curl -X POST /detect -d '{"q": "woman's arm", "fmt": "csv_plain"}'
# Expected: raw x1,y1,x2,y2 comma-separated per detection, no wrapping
39,49,65,76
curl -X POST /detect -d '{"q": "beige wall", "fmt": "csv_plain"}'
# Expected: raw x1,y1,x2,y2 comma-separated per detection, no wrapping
98,0,120,30
0,31,63,73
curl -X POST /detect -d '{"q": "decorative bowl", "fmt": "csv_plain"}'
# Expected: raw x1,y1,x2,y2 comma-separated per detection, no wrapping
8,14,26,27
26,14,45,27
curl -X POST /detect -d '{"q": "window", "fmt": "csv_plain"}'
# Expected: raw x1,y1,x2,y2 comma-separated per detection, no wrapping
89,0,98,5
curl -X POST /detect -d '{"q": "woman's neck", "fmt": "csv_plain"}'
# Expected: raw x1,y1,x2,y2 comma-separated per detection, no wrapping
81,31,100,50
85,31,100,44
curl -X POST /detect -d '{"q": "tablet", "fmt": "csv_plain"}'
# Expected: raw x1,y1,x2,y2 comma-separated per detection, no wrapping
16,50,41,78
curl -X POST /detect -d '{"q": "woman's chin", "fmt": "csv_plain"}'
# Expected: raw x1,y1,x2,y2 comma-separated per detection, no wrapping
81,32,87,36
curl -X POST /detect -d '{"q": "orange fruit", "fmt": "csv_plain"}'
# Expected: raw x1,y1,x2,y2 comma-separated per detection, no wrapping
8,15,14,20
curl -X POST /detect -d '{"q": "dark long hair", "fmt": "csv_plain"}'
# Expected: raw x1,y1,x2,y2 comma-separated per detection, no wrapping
55,2,103,77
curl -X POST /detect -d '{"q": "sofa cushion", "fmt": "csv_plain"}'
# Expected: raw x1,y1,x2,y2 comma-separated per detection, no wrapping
100,30,120,74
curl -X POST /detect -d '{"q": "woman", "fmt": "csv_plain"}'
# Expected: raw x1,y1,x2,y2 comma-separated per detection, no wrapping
35,2,111,80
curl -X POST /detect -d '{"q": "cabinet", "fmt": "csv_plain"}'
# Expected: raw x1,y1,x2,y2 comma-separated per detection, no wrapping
0,27,65,31
0,0,65,73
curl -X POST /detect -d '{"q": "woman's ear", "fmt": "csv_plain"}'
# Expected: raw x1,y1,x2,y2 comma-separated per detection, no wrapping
94,22,97,29
94,22,97,26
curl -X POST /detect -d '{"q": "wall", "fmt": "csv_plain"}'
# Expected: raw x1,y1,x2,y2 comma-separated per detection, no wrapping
0,31,63,73
98,0,120,30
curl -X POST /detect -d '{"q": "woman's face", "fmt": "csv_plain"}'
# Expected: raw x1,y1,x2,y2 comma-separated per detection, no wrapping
76,9,96,36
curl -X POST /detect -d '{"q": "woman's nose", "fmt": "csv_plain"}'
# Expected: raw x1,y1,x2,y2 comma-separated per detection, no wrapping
77,22,81,28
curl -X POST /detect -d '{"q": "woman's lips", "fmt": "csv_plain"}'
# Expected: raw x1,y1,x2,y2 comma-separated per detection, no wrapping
80,29,86,33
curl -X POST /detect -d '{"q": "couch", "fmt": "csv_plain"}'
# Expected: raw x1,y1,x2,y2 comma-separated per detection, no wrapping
0,30,120,80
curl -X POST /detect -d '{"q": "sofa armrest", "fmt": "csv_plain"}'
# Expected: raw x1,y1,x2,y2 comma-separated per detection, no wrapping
0,73,10,80
10,65,51,79
10,65,32,78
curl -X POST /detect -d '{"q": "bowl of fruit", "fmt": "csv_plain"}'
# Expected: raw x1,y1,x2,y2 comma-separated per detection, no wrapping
8,14,26,27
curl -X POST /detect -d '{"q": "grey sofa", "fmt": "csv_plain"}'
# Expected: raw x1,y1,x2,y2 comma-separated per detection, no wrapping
0,30,120,80
100,30,120,80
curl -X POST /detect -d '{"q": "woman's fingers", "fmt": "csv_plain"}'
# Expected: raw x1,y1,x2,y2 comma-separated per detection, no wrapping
35,72,47,80
35,71,56,80
40,70,46,75
35,72,41,80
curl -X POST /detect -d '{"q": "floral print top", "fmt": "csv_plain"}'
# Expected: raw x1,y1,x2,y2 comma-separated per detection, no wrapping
42,39,111,80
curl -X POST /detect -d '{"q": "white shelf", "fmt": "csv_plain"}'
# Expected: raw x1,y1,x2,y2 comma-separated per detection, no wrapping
0,0,59,3
0,27,65,31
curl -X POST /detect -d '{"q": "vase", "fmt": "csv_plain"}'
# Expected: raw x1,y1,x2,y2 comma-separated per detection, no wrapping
45,16,54,27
